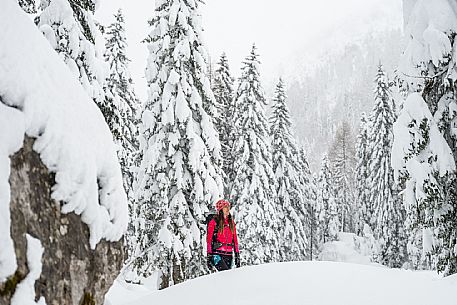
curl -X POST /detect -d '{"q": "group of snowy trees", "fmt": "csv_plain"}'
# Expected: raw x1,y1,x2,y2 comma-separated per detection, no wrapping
354,65,407,268
130,0,317,284
349,0,457,275
219,48,315,265
319,22,457,273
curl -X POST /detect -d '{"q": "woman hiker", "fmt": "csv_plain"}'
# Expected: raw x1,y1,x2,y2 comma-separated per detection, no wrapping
206,199,240,271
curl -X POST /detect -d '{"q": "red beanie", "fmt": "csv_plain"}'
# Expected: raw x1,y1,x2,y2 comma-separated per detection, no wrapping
215,199,230,212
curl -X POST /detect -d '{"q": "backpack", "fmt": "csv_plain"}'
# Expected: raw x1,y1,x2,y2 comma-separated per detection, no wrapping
205,213,217,228
206,214,218,252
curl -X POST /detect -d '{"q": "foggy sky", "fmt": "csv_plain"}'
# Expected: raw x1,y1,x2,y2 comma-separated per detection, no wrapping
96,0,403,101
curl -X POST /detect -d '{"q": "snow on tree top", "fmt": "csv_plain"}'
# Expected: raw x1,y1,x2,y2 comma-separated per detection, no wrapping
400,0,457,80
0,0,128,280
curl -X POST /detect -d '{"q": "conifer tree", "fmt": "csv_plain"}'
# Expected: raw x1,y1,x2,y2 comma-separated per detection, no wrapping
355,113,372,233
368,65,407,268
212,53,235,194
393,92,455,271
104,8,140,194
328,121,356,233
269,79,308,262
230,45,280,265
37,0,108,109
394,0,457,275
299,146,318,259
104,8,141,263
134,0,223,288
316,155,339,243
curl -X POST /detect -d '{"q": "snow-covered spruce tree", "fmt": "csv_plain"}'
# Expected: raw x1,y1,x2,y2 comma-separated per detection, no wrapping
316,155,339,243
104,8,141,264
212,52,235,194
230,45,280,265
134,0,223,288
393,0,457,275
328,121,356,233
37,0,108,110
299,146,318,260
368,64,407,268
392,93,455,271
355,112,373,232
269,79,308,262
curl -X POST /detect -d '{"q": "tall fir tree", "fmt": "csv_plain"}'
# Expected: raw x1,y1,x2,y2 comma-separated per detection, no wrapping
393,93,455,271
104,8,141,264
212,53,235,195
37,0,108,110
355,112,372,232
269,79,308,262
299,146,318,260
316,155,339,244
134,0,223,288
328,121,356,233
230,45,280,265
394,0,457,275
368,65,407,268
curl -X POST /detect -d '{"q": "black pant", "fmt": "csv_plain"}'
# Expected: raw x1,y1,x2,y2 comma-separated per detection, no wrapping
213,254,233,271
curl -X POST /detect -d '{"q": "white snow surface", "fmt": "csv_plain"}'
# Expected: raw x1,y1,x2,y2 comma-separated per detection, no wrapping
0,0,128,280
104,279,152,305
11,235,46,305
106,261,457,305
319,232,378,265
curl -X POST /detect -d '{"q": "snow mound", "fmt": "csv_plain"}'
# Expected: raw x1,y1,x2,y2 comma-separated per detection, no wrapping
0,0,127,280
104,279,153,305
319,232,377,265
107,262,457,305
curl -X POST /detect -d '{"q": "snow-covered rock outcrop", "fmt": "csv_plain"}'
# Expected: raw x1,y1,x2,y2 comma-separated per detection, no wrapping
0,1,128,304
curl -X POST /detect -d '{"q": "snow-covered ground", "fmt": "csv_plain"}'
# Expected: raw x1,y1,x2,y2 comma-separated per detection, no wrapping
319,232,378,265
106,262,457,305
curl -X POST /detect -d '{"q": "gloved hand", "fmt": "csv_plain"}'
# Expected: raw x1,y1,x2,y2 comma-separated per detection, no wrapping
235,252,240,268
207,255,213,269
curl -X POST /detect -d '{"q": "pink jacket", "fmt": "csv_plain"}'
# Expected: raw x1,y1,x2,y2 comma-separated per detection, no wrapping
207,217,239,254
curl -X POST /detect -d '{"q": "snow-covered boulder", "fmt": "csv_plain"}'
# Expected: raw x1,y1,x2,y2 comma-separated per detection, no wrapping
0,1,128,304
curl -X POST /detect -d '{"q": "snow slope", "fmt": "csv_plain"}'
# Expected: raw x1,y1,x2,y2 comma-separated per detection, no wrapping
106,262,457,305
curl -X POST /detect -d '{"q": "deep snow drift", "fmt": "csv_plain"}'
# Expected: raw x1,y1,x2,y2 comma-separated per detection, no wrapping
106,262,457,305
